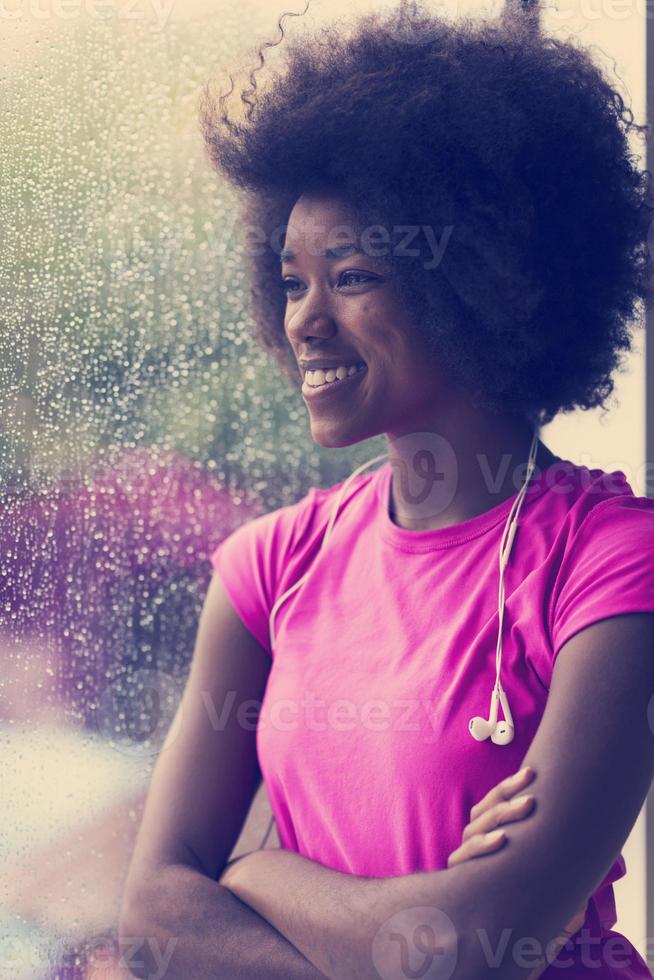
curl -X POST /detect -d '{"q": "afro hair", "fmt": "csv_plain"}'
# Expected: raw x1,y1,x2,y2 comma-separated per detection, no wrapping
200,0,654,427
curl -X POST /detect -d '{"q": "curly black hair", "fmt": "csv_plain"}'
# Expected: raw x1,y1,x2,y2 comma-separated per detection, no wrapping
200,0,654,428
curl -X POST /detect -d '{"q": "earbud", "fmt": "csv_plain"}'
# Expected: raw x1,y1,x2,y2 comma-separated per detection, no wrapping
469,687,500,741
491,721,515,745
469,684,515,745
490,686,514,745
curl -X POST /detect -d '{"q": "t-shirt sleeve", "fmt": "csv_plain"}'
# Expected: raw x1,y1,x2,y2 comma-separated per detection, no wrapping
209,492,316,658
550,494,654,663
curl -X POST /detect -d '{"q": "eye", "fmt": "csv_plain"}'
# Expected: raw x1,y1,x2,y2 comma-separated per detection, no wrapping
280,271,375,295
338,271,374,287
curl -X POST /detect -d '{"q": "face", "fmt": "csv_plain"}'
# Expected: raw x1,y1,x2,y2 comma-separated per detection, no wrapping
281,192,465,449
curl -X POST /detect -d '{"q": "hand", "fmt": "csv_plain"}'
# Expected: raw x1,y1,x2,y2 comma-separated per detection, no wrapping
446,766,588,980
446,765,537,869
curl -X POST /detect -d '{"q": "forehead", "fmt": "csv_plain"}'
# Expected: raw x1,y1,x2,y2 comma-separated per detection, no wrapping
283,192,363,250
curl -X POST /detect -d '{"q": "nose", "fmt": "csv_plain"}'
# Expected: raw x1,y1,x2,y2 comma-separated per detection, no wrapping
284,287,338,347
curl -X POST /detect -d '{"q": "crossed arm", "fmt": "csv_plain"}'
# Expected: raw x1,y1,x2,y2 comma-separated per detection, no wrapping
219,613,654,980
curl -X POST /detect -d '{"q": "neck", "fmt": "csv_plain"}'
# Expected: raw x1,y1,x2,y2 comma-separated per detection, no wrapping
385,420,559,532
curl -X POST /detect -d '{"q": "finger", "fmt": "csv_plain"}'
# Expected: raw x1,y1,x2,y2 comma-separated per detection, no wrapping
469,766,535,822
527,937,567,980
462,793,535,844
526,956,550,980
447,829,506,869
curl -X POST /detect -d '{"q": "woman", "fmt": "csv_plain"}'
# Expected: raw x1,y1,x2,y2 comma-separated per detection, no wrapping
119,3,654,978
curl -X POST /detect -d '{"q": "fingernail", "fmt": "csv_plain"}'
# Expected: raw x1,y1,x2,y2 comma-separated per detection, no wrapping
485,829,505,843
510,794,534,808
514,766,532,782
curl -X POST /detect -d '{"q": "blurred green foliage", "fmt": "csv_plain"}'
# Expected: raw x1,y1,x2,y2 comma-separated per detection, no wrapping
0,10,381,512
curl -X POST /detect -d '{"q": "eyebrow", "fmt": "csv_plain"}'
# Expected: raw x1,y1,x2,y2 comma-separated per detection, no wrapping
279,243,365,263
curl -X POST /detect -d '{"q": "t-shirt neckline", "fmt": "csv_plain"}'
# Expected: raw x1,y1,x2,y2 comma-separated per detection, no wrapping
373,456,575,552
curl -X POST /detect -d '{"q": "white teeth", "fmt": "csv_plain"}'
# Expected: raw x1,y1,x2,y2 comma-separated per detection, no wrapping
305,363,365,388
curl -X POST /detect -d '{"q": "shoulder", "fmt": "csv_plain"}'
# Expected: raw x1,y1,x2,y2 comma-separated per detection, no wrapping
210,463,379,573
207,487,322,657
549,458,654,544
209,486,320,572
546,460,654,661
260,463,382,555
539,458,653,539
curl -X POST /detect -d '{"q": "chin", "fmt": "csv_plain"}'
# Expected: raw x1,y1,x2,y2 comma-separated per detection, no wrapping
310,429,357,450
309,418,379,451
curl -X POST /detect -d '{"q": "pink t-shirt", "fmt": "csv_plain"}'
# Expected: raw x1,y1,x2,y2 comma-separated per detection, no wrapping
210,457,654,977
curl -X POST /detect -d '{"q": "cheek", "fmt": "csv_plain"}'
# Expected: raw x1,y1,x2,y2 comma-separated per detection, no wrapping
371,324,419,375
355,297,422,372
359,306,404,353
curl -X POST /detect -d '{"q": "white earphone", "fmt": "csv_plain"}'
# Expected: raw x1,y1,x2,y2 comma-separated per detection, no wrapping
467,428,538,745
258,429,540,848
468,677,515,745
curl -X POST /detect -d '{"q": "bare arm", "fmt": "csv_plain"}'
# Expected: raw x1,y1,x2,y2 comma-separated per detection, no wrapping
120,860,326,979
118,572,327,978
217,613,654,980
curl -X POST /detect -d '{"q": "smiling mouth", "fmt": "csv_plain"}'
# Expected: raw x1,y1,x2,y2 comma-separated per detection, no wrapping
302,362,367,388
301,363,368,399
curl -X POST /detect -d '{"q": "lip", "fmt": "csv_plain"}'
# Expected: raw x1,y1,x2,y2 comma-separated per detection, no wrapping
302,364,367,401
